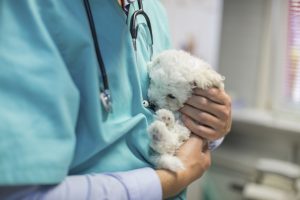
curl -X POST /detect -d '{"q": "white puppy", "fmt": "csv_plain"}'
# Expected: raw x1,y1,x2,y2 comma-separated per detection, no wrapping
147,50,224,172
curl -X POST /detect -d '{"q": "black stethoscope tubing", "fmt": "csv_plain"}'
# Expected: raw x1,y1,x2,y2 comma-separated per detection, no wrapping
83,0,108,91
83,0,153,112
130,0,153,52
83,0,112,112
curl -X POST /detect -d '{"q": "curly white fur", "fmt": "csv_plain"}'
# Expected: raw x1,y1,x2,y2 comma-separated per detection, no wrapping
147,50,225,172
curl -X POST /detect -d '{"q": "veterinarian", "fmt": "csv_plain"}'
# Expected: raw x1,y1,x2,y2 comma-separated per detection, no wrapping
0,0,232,199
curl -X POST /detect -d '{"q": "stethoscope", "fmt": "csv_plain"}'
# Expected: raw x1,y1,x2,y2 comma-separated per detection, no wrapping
83,0,153,112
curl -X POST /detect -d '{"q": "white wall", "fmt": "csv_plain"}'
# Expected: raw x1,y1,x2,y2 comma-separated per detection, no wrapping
218,0,269,107
161,0,223,68
209,1,300,199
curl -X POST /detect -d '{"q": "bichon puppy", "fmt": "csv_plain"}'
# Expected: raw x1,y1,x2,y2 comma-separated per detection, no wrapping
147,49,225,172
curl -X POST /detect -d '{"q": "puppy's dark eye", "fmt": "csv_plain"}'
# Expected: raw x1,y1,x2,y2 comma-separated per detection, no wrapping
167,94,176,99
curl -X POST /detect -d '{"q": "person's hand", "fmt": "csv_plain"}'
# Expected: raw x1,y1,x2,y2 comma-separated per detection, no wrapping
176,135,211,183
180,88,232,141
156,135,211,198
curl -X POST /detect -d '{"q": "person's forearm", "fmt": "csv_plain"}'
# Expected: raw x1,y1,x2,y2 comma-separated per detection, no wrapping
0,168,162,200
156,168,197,199
156,170,185,199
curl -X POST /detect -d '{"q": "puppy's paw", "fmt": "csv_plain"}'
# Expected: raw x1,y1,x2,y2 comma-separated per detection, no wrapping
148,121,166,143
155,109,175,128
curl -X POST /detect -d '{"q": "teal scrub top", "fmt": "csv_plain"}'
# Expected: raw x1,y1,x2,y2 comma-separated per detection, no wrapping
0,0,171,185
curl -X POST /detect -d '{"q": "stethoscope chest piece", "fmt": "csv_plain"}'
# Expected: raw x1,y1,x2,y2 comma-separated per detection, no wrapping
100,89,112,112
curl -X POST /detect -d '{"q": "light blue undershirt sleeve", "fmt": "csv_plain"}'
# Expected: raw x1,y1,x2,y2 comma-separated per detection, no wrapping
0,168,162,200
208,137,225,151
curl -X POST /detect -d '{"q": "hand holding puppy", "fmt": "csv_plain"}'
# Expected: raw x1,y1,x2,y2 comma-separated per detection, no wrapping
147,50,228,171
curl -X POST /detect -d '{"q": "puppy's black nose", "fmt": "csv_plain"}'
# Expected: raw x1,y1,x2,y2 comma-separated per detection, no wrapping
148,101,158,111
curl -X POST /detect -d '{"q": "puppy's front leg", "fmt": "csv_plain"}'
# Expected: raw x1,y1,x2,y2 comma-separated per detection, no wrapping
155,109,175,129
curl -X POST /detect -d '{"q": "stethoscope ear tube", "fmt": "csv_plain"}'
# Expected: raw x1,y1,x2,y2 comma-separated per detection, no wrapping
130,10,153,46
130,9,153,59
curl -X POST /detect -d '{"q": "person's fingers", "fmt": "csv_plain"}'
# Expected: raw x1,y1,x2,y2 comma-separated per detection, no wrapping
183,87,232,135
180,104,225,132
184,95,230,121
193,88,231,106
182,114,222,140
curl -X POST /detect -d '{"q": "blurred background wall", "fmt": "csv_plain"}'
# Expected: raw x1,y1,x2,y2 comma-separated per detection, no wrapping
162,0,300,199
162,0,223,67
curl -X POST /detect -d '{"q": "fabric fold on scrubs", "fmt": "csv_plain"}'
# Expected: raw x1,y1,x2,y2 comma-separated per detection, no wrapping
0,1,80,185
